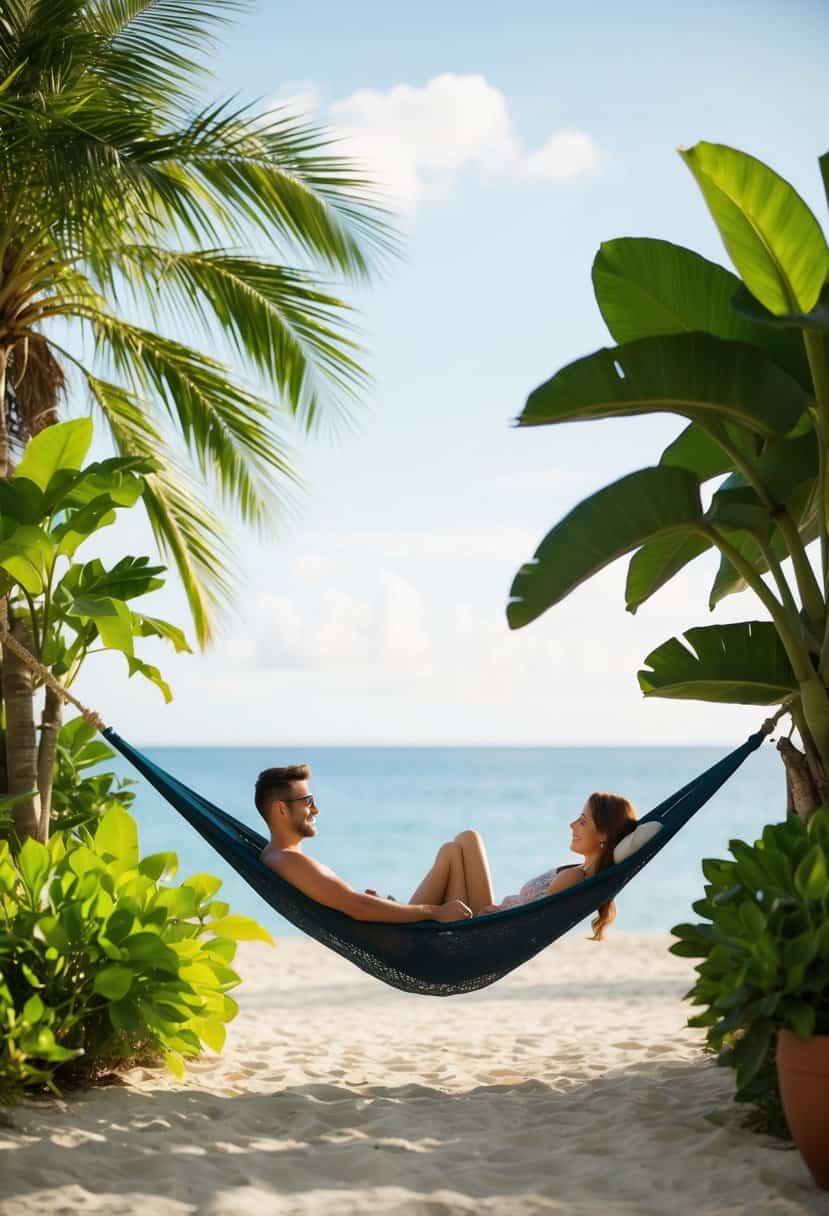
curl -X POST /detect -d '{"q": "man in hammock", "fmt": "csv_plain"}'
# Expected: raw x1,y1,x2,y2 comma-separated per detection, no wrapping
257,764,474,923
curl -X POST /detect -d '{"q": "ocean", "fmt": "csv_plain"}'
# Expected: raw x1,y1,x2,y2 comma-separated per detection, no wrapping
112,742,783,937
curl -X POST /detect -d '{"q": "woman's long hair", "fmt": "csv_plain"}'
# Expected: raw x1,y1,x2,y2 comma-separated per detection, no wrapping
585,792,637,940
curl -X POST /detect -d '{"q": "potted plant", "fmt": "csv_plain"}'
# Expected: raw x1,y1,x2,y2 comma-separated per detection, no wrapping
671,808,829,1188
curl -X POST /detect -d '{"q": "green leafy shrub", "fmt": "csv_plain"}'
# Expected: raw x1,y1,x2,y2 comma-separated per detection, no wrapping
671,809,829,1134
50,717,135,835
0,806,272,1102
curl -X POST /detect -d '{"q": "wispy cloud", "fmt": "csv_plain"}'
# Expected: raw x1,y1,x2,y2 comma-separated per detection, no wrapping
316,73,600,213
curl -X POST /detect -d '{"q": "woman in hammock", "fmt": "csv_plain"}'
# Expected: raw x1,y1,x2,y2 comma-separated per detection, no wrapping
409,792,637,939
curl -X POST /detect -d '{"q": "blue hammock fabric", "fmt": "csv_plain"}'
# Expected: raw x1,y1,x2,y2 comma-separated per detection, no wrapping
102,727,766,997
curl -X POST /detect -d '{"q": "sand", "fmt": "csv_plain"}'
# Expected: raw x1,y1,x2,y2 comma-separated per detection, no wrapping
0,933,824,1216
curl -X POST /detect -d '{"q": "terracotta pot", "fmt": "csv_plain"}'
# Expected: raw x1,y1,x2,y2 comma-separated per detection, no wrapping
776,1028,829,1189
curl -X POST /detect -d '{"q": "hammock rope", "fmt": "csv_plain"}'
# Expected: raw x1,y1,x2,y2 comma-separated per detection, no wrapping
0,623,106,731
0,624,793,996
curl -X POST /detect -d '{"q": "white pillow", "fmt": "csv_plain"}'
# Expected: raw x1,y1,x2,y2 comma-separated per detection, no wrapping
613,821,662,864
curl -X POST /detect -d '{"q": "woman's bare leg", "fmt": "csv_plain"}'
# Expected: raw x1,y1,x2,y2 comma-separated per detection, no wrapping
453,830,495,913
410,842,468,905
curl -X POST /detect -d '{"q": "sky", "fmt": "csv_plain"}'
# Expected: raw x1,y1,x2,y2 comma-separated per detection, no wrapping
71,0,829,746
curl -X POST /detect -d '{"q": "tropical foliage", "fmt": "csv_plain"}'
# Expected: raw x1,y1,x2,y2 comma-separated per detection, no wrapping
0,0,391,645
508,141,829,815
0,418,188,841
0,804,272,1102
671,809,829,1133
49,716,135,835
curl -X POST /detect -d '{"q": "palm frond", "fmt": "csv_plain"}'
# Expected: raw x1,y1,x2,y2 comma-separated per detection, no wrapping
119,245,368,428
84,370,234,646
85,308,297,524
89,1,242,107
125,101,397,275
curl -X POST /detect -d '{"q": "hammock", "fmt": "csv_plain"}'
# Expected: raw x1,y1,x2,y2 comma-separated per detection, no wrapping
0,624,781,996
101,726,769,997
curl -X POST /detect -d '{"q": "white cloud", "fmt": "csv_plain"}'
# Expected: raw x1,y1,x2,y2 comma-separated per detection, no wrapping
522,129,601,182
227,576,435,676
328,73,600,213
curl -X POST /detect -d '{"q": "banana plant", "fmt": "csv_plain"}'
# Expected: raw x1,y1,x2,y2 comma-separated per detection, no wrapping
508,142,829,819
1,420,189,842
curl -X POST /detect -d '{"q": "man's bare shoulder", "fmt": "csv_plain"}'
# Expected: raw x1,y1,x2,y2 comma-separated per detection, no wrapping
261,846,335,880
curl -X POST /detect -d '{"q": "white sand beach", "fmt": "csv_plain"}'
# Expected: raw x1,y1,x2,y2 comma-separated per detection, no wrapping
0,933,823,1216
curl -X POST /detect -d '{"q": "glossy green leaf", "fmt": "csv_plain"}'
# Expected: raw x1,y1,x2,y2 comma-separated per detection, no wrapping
14,419,93,490
93,966,134,1000
21,994,45,1023
125,655,172,703
0,479,45,524
95,807,139,876
794,847,829,901
679,142,829,315
508,466,703,629
732,1018,774,1088
519,333,807,437
625,533,712,613
163,1051,186,1080
67,556,166,603
0,526,53,594
207,915,275,944
198,1017,226,1053
137,852,179,882
182,874,223,905
18,838,50,901
52,500,118,558
786,1001,817,1040
131,615,191,653
592,237,810,386
70,596,134,655
61,459,151,509
638,621,797,704
108,999,141,1032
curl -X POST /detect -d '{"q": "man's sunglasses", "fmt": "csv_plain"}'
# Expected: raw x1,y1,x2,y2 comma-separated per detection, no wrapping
282,794,317,810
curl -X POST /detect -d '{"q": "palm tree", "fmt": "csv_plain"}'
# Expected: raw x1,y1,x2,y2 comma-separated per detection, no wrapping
0,0,394,839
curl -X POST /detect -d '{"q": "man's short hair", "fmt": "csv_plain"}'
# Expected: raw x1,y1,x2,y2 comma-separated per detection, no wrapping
254,764,311,821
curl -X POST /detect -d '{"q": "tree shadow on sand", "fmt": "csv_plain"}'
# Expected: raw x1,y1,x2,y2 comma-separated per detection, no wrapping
0,1058,816,1216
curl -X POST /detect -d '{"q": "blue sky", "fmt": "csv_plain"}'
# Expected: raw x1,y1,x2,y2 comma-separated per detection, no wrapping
74,0,829,745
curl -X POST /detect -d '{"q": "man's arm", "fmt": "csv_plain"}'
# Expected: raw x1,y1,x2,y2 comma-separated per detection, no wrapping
271,852,470,923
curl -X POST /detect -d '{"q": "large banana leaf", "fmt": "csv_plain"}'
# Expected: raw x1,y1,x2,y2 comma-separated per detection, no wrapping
732,283,829,333
705,430,819,606
708,531,777,610
629,427,817,613
625,533,712,613
508,466,702,628
519,333,807,438
638,622,797,704
592,237,810,386
660,422,756,481
680,143,829,316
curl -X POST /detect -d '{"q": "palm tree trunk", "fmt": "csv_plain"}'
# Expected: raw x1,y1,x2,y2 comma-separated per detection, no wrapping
2,612,42,842
0,347,9,478
778,736,820,824
37,683,62,832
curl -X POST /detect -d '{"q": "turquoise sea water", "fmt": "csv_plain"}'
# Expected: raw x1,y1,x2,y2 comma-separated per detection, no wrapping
112,742,783,937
